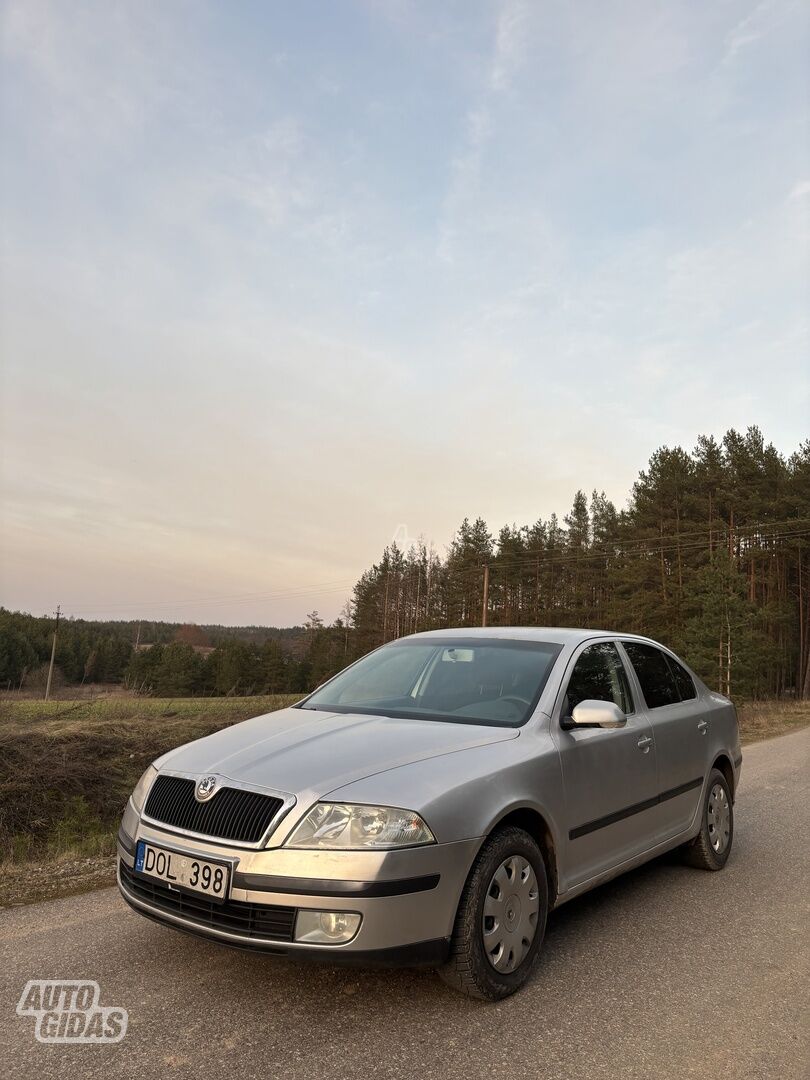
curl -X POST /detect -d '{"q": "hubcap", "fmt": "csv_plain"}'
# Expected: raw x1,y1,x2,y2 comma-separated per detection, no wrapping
482,855,540,973
707,783,731,854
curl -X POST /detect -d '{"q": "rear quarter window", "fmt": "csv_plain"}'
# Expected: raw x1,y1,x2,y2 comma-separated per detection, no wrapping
622,642,680,709
667,656,696,701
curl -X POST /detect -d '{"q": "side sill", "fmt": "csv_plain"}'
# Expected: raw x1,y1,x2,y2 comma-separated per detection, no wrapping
554,824,699,908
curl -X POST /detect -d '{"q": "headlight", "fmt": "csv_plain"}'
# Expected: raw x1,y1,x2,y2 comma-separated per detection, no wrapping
285,803,435,850
130,764,158,813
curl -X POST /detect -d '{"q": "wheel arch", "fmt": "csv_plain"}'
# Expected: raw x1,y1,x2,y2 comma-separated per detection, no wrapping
711,753,735,801
488,805,560,907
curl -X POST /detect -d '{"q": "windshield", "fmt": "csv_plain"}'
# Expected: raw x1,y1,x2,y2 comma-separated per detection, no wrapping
299,638,563,727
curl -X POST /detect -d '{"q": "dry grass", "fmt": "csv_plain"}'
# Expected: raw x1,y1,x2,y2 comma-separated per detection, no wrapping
0,694,300,865
736,699,810,744
0,694,303,732
1,682,137,702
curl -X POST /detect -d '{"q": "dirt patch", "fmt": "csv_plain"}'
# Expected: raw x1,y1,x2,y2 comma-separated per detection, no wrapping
0,853,117,907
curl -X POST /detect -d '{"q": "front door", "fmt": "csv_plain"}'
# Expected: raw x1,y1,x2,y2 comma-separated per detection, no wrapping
554,641,659,889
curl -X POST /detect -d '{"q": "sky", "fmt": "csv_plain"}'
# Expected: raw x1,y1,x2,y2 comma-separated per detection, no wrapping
1,0,808,627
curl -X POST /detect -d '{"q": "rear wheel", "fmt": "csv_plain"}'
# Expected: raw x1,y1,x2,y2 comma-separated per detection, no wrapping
439,826,548,1000
681,767,734,870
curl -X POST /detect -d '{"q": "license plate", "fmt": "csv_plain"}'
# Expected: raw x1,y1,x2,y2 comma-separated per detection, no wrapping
134,841,230,901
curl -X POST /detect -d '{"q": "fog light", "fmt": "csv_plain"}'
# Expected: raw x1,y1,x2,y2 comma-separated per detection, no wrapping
294,910,362,944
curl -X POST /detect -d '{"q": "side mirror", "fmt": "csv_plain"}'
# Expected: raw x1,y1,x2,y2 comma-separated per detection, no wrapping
570,699,626,730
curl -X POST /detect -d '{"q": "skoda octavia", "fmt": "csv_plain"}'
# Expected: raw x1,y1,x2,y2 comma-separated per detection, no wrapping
118,628,742,999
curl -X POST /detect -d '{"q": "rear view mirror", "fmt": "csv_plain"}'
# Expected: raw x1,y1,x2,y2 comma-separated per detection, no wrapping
570,700,626,729
441,648,474,663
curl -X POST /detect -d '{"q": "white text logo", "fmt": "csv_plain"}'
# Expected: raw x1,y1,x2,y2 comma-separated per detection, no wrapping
16,980,128,1044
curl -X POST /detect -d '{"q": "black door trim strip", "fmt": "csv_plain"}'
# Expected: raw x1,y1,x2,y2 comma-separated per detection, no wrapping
569,776,703,840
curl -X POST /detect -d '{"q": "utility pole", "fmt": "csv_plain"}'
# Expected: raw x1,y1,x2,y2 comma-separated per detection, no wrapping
481,565,490,628
44,605,61,702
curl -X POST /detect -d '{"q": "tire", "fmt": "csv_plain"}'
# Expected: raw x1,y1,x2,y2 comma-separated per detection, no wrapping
681,767,734,871
439,826,548,1001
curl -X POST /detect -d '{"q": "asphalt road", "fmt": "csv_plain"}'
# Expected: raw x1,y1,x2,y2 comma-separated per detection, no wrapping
2,729,809,1080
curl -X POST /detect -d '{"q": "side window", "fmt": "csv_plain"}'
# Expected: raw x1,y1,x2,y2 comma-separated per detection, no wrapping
622,642,680,709
667,656,696,701
563,642,633,716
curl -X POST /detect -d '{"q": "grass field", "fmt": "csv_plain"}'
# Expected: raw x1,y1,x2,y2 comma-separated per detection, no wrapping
0,694,300,865
1,694,808,905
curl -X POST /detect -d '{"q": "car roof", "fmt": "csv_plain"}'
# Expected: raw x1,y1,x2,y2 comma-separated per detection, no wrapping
402,627,661,647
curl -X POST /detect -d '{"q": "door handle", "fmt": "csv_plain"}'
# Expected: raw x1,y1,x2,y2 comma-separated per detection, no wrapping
637,735,652,753
697,720,708,735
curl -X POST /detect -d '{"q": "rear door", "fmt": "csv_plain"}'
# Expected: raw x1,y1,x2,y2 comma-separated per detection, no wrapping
619,641,705,841
554,641,659,889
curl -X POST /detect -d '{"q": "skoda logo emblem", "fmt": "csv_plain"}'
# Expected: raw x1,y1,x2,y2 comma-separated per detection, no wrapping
195,775,218,801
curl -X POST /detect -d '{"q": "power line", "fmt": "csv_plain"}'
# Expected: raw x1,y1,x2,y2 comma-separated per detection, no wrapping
368,521,810,589
477,517,810,564
60,518,810,619
442,527,810,582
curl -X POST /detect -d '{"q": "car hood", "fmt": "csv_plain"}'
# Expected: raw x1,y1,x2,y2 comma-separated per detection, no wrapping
157,706,519,800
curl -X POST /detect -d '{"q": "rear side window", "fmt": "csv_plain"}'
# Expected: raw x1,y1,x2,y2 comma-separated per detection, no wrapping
622,642,680,709
667,656,696,701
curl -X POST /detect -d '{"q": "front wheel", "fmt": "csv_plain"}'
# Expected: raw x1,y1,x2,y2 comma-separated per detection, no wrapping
681,767,734,871
439,826,548,1000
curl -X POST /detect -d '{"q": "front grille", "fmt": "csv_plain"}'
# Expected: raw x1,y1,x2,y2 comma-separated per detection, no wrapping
144,774,285,844
120,860,296,941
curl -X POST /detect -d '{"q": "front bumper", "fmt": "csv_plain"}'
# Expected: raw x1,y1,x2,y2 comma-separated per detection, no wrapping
117,812,480,967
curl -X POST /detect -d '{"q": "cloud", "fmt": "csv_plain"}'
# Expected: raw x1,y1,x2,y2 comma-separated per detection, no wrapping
215,119,312,229
490,0,530,91
436,1,532,263
722,0,796,65
0,0,195,150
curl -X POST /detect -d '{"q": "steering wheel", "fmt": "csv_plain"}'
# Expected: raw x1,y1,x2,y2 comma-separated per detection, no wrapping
499,695,532,713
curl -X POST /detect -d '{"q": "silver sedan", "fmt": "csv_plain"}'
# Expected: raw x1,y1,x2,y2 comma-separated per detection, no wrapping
118,627,742,1000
